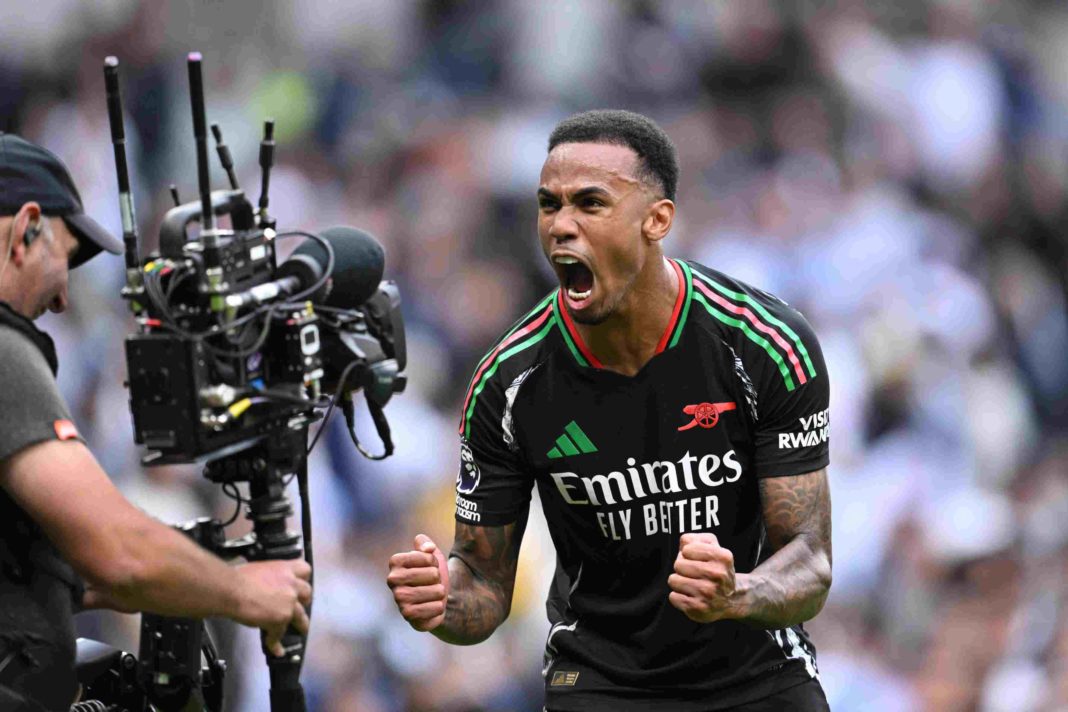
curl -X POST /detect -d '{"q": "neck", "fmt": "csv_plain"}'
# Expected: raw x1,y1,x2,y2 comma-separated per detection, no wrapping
574,253,679,377
0,278,32,319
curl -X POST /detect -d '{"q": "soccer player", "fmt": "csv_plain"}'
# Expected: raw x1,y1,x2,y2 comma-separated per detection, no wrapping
387,110,832,711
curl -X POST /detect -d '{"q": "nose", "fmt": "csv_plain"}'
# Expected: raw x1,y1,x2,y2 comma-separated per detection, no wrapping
548,206,579,243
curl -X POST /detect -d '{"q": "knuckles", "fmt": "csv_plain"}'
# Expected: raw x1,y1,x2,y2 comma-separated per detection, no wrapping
393,584,446,604
411,615,443,632
668,569,733,601
386,563,440,589
680,532,720,548
705,564,731,582
680,542,734,566
388,551,435,571
403,601,445,630
672,559,733,583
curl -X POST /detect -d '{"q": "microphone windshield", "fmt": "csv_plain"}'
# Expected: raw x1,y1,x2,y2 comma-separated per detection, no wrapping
293,226,385,307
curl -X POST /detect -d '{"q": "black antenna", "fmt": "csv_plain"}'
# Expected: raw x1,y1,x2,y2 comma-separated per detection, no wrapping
257,119,275,228
210,123,239,190
169,184,181,207
187,52,215,234
103,56,143,298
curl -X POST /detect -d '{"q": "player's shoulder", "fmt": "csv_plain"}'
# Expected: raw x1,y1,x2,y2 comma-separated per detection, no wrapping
681,259,824,392
458,290,558,436
475,289,560,379
684,260,799,320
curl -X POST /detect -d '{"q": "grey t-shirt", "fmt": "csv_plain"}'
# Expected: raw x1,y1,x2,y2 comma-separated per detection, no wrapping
0,322,82,711
0,323,80,462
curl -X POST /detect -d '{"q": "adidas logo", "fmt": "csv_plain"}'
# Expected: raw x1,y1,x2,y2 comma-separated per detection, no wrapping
547,421,598,459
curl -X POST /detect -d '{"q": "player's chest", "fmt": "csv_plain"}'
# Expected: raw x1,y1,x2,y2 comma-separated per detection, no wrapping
518,349,752,479
515,350,757,544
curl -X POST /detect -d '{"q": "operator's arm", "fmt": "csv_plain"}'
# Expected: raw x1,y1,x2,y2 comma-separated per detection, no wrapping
0,439,310,646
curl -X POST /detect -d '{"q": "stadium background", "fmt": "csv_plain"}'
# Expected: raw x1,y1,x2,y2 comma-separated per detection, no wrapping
3,1,1067,710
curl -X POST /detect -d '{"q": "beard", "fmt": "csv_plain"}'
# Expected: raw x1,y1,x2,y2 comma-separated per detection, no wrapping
569,308,610,326
567,290,620,326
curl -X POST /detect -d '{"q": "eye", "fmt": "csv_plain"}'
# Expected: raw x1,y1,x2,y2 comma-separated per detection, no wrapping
539,200,559,213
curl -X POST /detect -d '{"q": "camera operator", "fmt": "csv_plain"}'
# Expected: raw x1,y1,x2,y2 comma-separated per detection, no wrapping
0,133,313,712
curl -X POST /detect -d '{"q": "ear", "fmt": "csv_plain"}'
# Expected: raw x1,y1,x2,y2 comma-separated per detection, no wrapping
642,198,675,243
9,202,42,267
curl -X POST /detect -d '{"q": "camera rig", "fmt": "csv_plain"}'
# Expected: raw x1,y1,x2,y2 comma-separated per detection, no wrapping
74,53,407,712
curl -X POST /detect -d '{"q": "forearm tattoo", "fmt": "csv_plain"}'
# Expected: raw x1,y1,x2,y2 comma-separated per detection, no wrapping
741,469,832,628
436,512,527,645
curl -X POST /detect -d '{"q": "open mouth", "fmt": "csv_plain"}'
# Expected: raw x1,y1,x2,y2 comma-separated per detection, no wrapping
554,255,594,304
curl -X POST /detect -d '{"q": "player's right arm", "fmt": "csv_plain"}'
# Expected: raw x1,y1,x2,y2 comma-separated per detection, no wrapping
392,312,545,642
388,510,528,645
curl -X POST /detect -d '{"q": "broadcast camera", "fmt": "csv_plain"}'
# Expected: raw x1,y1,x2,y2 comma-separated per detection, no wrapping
72,53,406,712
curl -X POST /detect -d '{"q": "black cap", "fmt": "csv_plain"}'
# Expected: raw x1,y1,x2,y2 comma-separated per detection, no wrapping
0,132,123,268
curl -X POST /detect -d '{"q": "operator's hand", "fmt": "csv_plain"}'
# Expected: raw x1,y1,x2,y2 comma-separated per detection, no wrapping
387,534,449,632
234,559,312,657
667,533,738,623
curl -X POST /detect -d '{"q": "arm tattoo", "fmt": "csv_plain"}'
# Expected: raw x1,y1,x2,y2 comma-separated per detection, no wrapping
759,468,831,561
733,469,832,628
434,509,528,645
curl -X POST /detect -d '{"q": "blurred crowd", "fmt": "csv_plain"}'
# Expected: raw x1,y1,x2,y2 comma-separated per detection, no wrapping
3,1,1067,710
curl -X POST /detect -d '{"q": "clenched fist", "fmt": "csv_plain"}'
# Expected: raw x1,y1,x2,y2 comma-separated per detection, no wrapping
387,534,450,632
667,533,738,623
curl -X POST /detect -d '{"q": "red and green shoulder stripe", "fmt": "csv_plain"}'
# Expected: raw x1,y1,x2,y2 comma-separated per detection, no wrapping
459,291,557,438
685,261,819,392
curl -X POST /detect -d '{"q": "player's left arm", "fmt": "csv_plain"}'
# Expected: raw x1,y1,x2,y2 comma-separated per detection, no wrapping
668,467,831,628
669,295,831,626
738,466,831,626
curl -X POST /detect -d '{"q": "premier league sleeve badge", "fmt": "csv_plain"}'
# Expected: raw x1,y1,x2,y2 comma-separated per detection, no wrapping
457,440,481,494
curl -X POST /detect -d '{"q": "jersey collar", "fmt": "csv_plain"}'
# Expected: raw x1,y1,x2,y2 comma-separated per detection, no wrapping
553,258,693,370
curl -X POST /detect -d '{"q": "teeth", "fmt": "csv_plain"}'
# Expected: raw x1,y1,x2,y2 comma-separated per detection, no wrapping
567,287,592,301
554,255,579,265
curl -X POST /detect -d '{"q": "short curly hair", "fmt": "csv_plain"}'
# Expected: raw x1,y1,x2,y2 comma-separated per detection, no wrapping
547,109,678,202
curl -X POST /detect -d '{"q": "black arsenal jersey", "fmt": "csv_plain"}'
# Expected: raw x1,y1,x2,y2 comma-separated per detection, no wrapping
454,259,830,711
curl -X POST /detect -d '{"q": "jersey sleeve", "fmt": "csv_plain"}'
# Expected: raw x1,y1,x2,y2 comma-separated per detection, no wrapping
0,326,83,464
747,306,830,478
455,368,534,526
